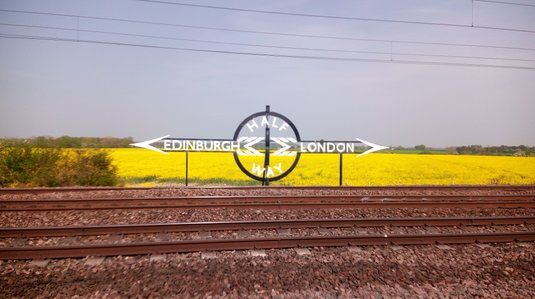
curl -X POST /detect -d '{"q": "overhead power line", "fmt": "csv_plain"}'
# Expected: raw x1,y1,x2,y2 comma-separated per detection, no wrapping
2,22,535,63
1,33,534,70
1,9,534,53
135,0,535,34
474,0,535,8
135,0,467,28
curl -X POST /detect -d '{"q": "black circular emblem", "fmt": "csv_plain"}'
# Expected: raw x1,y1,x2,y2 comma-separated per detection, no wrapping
233,109,301,182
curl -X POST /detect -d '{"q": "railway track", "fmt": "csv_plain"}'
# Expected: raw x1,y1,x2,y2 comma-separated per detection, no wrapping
1,187,534,260
2,194,534,211
1,185,534,195
2,216,534,237
2,231,534,259
4,216,535,238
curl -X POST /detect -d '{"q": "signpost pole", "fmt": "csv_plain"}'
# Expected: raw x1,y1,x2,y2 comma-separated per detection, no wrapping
263,105,271,186
339,153,343,186
185,150,189,186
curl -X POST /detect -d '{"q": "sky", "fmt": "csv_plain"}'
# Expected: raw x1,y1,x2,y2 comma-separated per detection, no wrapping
1,0,534,148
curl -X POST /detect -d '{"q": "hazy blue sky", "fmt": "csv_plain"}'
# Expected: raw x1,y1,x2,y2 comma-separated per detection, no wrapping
1,0,534,147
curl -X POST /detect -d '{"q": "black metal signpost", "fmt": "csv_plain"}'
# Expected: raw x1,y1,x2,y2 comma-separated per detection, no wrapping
263,105,270,186
131,106,388,186
340,153,343,186
185,150,189,187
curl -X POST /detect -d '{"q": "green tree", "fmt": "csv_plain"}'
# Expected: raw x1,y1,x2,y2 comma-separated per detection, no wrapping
414,144,426,151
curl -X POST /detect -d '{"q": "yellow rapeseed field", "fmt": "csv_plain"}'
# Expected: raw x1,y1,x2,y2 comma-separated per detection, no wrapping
109,149,535,186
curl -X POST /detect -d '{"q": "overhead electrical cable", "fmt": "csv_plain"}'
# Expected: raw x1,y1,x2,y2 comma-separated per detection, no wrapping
134,0,535,34
474,0,535,8
1,9,534,52
1,33,534,70
2,22,534,63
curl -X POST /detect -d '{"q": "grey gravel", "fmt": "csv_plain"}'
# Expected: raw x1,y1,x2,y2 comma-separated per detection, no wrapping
1,244,534,298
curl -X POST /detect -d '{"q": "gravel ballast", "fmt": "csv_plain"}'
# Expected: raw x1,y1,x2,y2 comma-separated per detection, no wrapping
1,243,534,298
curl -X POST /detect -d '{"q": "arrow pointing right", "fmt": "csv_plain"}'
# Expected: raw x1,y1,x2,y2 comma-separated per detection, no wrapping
271,137,297,156
356,138,390,157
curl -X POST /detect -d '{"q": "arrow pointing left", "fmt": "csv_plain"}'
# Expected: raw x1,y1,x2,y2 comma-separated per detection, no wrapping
130,135,170,155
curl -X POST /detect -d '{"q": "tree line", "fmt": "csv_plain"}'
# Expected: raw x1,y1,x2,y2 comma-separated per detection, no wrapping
454,145,534,156
391,144,534,156
0,136,134,148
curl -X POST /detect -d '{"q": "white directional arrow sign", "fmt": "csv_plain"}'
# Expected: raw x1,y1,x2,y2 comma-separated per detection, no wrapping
130,135,170,155
130,136,389,157
356,138,390,157
271,137,297,156
237,137,264,156
129,107,391,184
297,138,389,157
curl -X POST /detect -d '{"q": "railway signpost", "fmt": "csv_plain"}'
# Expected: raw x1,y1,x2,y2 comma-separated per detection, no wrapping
131,106,389,185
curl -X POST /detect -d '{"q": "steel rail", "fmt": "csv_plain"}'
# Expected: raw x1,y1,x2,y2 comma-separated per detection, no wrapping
0,187,157,194
1,200,534,211
3,194,534,201
2,216,534,238
1,185,534,194
1,231,533,259
1,195,534,211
